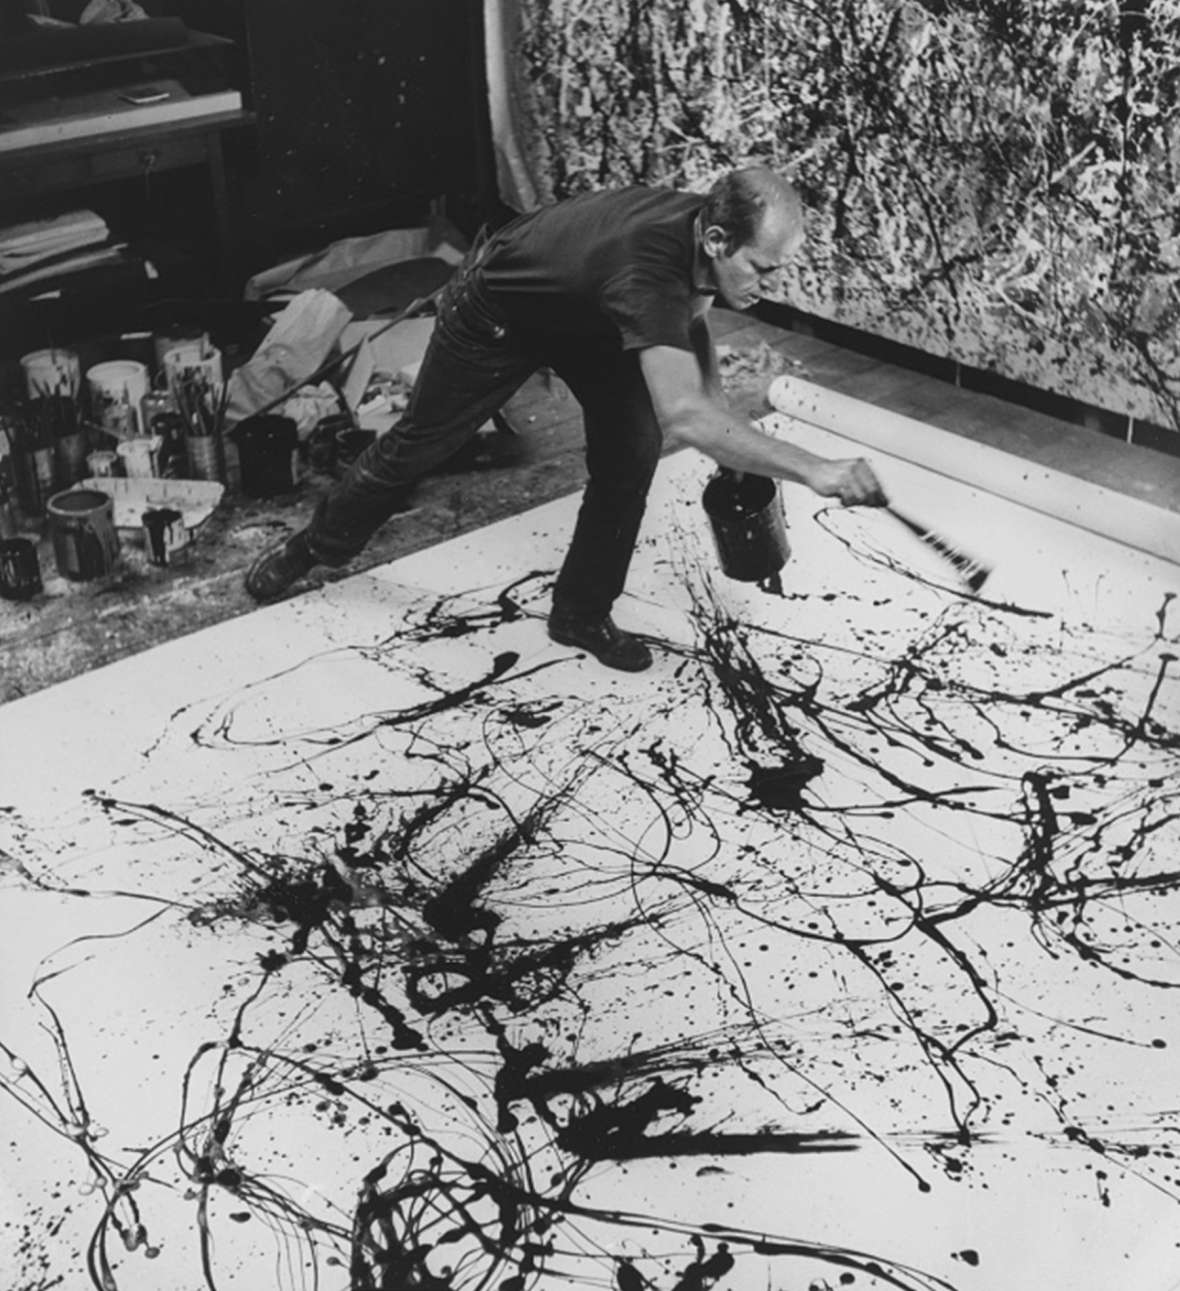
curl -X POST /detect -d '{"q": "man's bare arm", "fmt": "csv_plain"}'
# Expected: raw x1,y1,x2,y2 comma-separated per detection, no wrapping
688,312,725,403
640,344,886,506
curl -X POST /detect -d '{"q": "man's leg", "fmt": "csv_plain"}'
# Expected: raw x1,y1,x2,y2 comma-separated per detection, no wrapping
245,276,534,600
544,346,663,671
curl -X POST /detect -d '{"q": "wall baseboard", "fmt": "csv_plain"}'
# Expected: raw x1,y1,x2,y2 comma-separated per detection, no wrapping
755,300,1180,462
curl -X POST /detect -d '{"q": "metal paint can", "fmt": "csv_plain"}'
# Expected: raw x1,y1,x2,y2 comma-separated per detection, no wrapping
153,326,208,372
46,488,121,581
55,429,89,486
701,469,790,582
233,414,299,498
20,347,81,399
86,360,149,436
309,414,349,475
87,450,119,478
0,537,41,600
185,433,222,482
22,444,57,517
142,506,187,566
116,436,163,479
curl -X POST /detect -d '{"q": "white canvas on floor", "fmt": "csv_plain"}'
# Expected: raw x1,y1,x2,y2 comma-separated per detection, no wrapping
2,411,1178,1291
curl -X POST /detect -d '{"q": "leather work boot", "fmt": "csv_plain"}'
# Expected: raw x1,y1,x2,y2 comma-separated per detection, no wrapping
547,607,653,672
244,529,316,602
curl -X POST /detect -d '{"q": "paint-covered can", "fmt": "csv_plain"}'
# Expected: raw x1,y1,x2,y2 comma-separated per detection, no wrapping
20,347,80,399
185,433,222,482
87,450,119,478
141,506,187,566
309,414,349,475
702,469,790,582
116,436,163,479
46,488,121,582
0,537,41,600
233,414,299,498
55,429,89,486
86,360,149,436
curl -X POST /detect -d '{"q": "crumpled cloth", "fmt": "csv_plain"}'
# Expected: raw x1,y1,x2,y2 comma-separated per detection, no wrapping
224,289,352,429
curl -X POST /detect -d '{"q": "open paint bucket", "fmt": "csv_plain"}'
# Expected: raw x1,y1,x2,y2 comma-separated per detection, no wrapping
233,414,299,498
701,469,790,582
46,488,121,581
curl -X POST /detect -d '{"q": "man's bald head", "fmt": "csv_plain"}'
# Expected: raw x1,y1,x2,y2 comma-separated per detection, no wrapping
700,167,804,256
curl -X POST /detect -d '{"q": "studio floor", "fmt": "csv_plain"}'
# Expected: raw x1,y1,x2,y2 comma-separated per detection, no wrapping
4,306,1180,706
3,309,1180,1291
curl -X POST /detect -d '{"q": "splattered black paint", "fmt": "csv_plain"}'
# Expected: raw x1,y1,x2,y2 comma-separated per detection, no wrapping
2,530,1178,1291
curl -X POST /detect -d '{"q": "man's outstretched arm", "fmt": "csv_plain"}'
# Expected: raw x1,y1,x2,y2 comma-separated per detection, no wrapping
640,343,886,507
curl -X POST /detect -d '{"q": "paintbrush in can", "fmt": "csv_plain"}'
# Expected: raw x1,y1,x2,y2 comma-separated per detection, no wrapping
885,504,991,592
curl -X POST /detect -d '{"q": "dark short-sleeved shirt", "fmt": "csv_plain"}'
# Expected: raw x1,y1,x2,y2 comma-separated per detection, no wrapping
479,187,710,352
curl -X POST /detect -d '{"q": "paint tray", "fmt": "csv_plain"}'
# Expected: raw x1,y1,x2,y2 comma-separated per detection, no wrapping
73,477,225,538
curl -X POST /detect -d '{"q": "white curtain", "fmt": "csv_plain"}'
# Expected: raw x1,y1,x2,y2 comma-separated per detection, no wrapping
483,0,545,212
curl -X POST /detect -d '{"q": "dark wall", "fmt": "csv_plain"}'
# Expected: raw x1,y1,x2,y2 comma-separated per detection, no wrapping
183,0,490,256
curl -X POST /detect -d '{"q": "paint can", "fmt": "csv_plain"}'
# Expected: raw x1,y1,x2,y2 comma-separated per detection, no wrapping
0,537,41,600
86,360,149,436
87,449,120,478
14,443,57,518
116,436,163,479
153,325,208,372
55,427,89,486
0,498,16,541
46,488,121,582
20,347,80,399
141,505,187,566
309,413,348,475
161,342,223,403
185,432,222,482
233,415,299,498
701,469,790,583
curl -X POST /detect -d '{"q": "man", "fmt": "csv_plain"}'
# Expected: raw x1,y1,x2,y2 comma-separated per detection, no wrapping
245,167,886,671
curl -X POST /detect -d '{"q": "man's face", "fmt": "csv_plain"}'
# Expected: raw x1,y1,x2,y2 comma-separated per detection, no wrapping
704,208,803,311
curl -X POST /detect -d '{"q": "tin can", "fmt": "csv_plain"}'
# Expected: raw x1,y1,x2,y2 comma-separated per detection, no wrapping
142,506,187,566
46,488,121,581
87,450,119,478
0,537,41,599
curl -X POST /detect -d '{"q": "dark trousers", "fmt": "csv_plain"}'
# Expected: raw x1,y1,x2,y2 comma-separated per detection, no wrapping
306,255,666,619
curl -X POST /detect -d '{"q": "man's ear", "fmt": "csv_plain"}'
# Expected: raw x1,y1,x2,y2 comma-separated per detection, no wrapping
700,224,732,260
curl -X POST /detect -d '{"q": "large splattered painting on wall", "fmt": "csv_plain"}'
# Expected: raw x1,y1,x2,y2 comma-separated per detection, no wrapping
493,0,1180,429
3,414,1180,1291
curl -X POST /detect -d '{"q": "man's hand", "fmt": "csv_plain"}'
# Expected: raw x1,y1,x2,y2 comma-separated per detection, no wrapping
805,457,887,507
638,346,889,506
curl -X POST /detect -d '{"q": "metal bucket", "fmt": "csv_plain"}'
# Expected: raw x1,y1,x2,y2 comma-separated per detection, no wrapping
46,488,121,581
701,469,789,582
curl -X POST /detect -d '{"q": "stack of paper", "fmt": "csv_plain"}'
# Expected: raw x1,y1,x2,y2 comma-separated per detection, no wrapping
0,210,110,276
0,210,139,299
